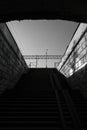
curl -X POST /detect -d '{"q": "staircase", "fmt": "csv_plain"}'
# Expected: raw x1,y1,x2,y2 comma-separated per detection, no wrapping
0,97,61,130
0,68,86,130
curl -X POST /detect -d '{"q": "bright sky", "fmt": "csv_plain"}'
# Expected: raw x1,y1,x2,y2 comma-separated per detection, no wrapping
7,20,78,68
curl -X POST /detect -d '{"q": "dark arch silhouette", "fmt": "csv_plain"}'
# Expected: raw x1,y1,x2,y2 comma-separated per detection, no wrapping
0,0,87,23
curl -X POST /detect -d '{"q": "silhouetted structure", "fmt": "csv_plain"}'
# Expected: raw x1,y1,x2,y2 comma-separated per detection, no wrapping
0,68,87,129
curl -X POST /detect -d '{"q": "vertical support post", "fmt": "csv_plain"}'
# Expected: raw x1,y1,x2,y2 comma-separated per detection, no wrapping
46,49,48,68
36,55,38,68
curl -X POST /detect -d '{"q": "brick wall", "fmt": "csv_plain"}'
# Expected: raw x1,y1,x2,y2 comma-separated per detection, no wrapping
0,23,28,94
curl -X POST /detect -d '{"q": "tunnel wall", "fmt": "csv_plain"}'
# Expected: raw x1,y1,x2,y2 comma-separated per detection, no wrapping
67,64,87,98
0,23,28,95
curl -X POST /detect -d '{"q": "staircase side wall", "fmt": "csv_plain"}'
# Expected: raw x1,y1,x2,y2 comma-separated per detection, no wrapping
67,64,87,98
0,23,28,94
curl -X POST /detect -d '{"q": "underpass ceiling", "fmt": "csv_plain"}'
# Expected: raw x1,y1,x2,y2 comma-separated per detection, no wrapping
0,0,87,23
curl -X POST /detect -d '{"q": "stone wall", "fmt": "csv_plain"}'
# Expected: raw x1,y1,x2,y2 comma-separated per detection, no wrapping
0,23,28,94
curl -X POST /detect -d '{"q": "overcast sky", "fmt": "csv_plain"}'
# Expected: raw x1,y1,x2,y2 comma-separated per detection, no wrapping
7,20,78,67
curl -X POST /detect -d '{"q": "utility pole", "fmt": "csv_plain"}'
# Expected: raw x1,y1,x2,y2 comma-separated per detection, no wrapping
46,49,48,68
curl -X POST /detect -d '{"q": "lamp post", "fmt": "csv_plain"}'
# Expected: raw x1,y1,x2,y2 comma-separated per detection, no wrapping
46,49,48,68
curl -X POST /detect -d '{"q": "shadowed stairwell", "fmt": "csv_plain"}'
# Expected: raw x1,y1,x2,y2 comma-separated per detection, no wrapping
0,68,87,130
